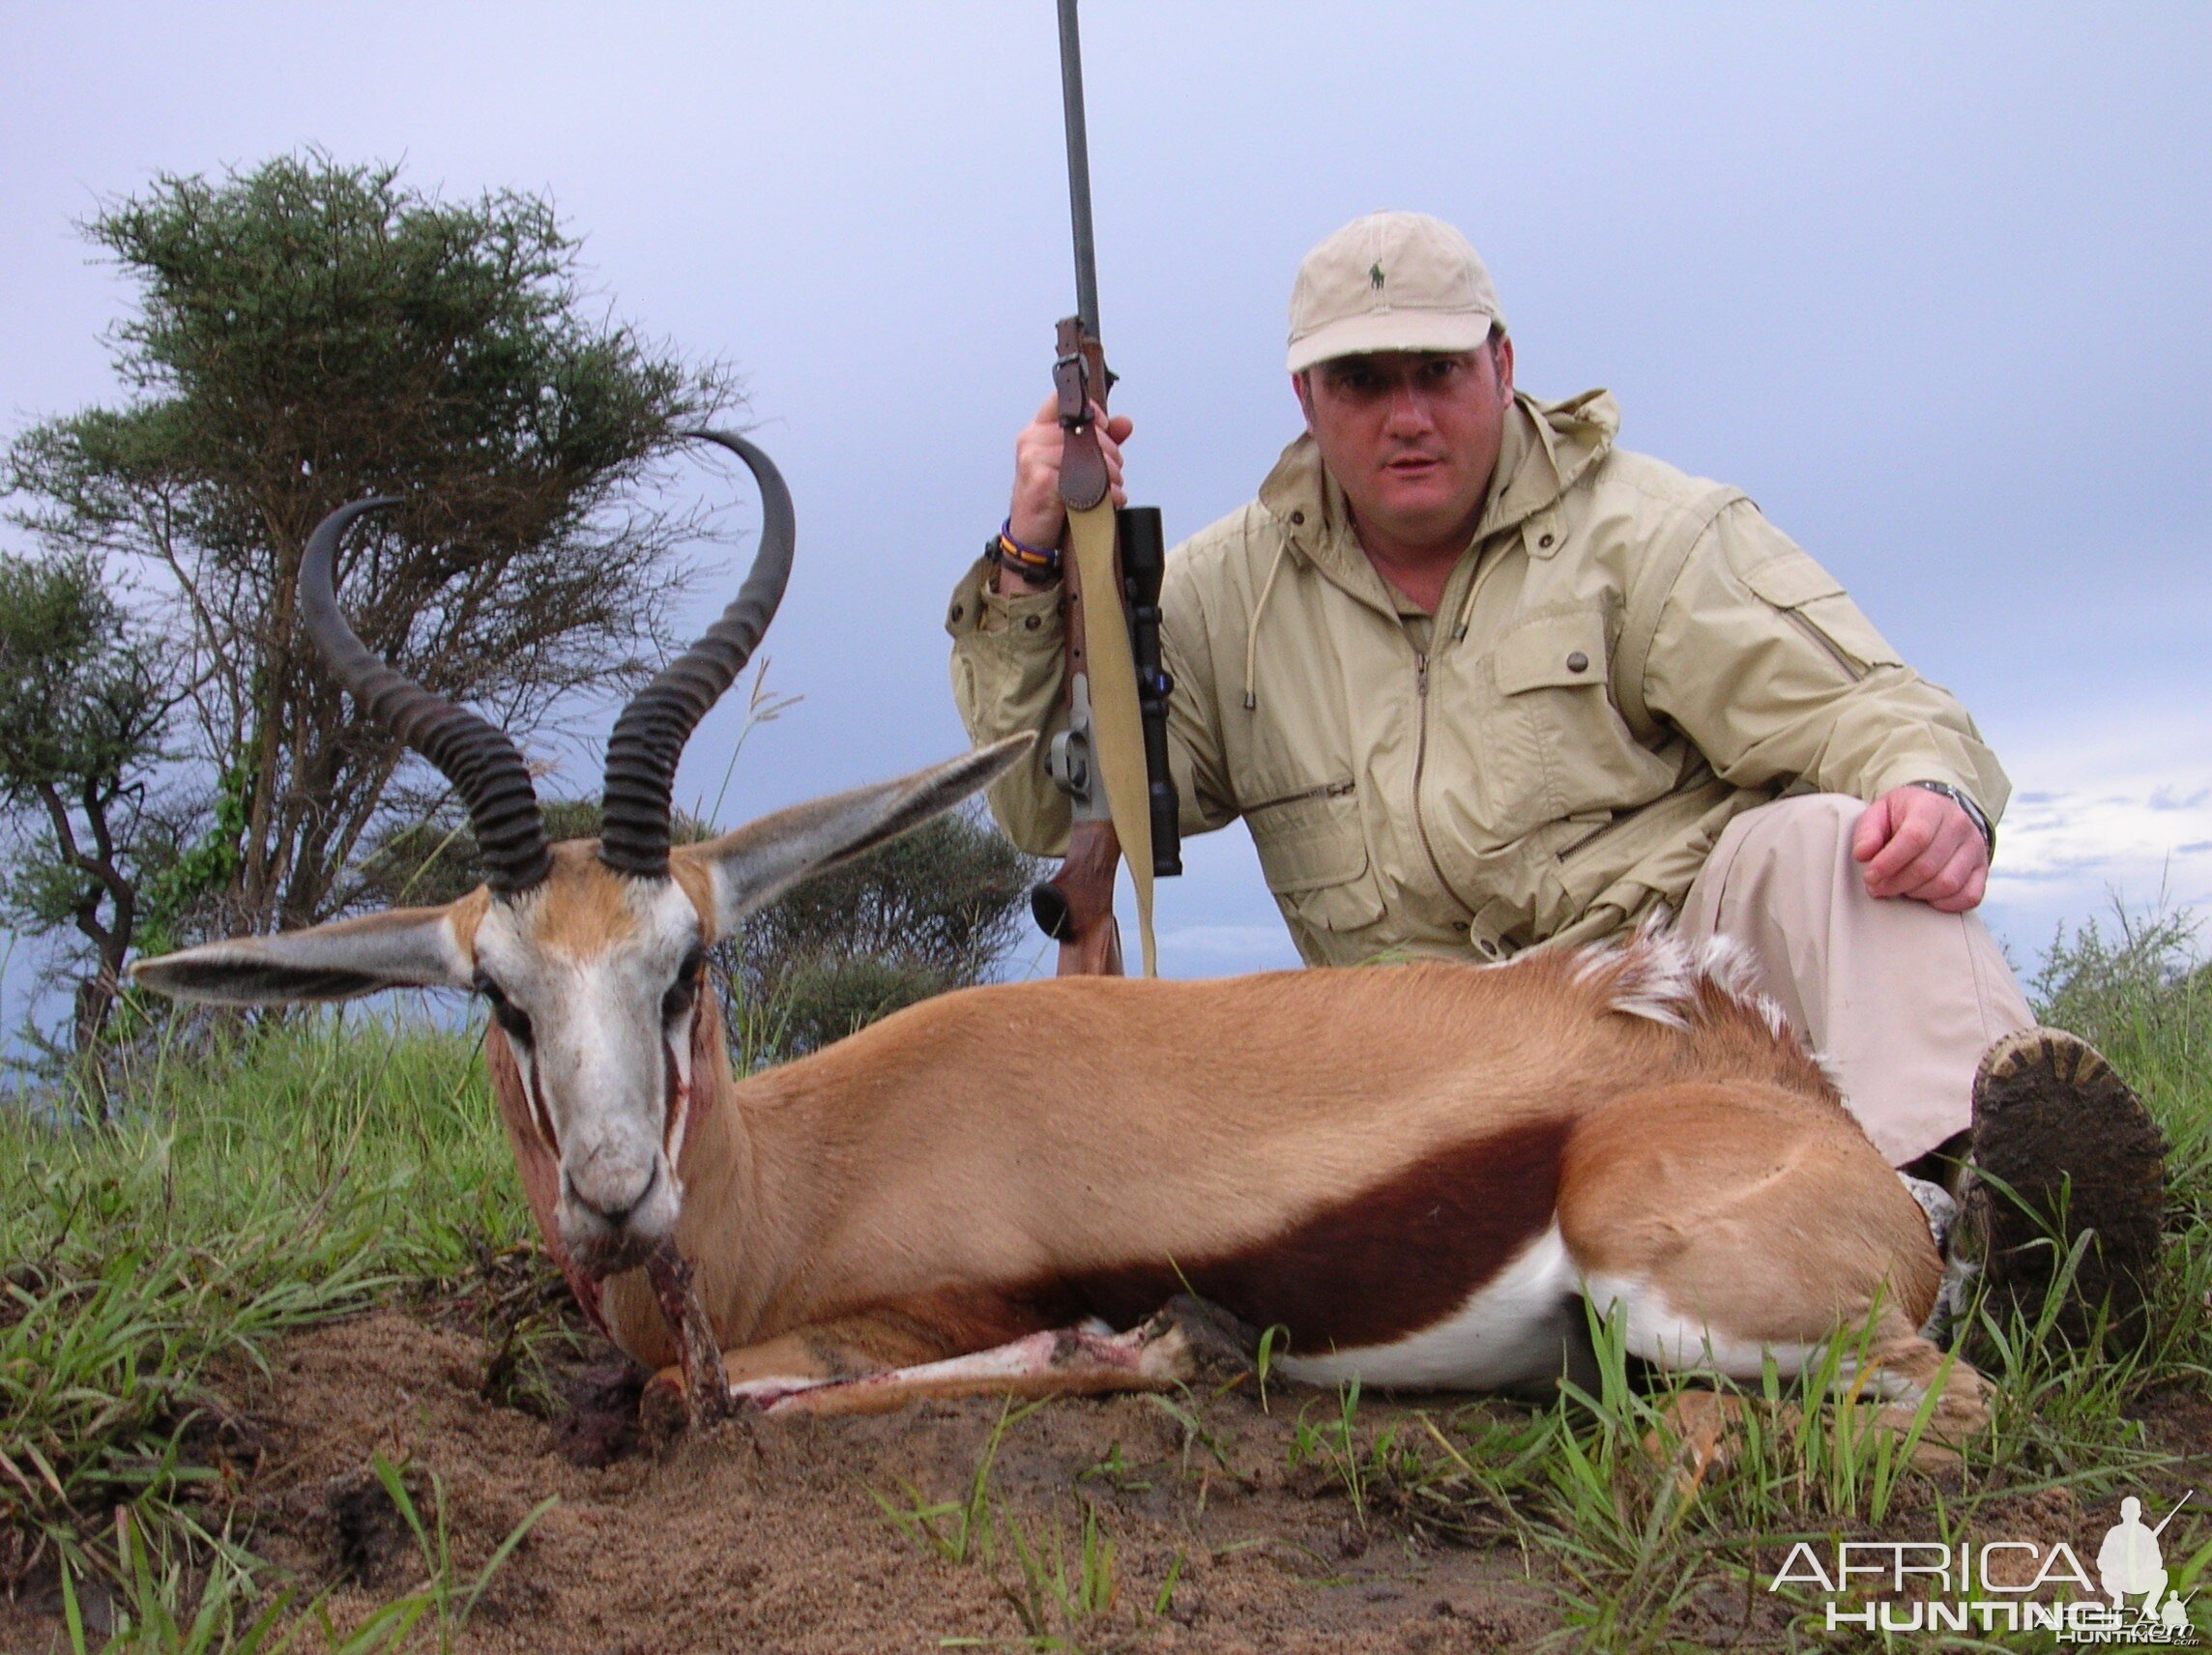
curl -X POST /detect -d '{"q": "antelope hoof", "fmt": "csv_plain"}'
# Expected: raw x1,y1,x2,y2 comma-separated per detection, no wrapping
1649,1390,1754,1495
1156,1293,1261,1387
640,1362,752,1449
1873,1353,1994,1470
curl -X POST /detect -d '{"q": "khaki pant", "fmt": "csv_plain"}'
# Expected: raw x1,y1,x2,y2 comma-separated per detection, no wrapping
1675,794,2032,1167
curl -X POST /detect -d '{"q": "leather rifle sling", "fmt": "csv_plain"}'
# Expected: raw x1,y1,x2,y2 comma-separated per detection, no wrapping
1065,497,1159,976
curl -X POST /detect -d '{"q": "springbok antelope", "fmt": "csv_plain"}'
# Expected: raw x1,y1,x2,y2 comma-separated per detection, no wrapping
131,432,1988,1440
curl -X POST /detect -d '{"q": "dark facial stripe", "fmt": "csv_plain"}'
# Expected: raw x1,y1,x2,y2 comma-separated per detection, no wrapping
525,1057,560,1156
483,1028,608,1336
1036,1118,1569,1355
662,1035,684,1160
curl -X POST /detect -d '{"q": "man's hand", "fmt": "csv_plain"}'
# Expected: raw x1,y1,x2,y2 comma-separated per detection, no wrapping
1008,393,1134,552
1851,786,1989,913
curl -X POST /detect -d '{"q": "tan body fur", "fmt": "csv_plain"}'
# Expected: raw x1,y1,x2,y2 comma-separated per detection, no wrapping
483,932,1970,1425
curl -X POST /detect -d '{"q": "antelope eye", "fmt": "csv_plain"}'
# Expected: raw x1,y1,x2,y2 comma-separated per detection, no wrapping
476,973,533,1043
661,949,704,1025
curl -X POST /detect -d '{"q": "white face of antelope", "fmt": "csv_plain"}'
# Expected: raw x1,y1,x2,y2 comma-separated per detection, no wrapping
125,736,1034,1277
471,855,713,1272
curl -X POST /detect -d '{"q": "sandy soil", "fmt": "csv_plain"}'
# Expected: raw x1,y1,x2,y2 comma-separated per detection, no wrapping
9,1295,2206,1653
2,1307,1556,1653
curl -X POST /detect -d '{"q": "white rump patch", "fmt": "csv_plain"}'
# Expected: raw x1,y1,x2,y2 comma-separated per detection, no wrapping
1581,1271,1823,1381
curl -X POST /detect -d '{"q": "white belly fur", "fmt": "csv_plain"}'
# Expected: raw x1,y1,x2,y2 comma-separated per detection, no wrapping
1276,1224,1585,1390
1580,1271,1821,1381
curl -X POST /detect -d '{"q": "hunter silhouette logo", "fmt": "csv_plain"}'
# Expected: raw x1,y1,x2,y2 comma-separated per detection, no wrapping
1368,261,1384,289
1769,1489,2199,1642
2099,1496,2194,1631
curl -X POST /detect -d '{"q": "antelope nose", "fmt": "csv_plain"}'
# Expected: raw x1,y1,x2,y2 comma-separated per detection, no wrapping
568,1161,659,1229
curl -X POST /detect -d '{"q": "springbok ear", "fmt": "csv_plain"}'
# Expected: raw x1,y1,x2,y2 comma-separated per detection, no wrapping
129,904,478,1005
683,734,1034,930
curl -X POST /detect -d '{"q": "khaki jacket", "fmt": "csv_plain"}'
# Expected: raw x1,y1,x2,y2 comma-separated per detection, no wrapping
946,391,2007,967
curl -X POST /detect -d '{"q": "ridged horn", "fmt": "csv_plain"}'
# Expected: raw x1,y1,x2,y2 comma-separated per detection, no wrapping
597,430,796,880
300,498,554,896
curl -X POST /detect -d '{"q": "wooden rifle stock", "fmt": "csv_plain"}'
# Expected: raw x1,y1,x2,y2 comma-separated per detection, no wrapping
1031,319,1126,977
1032,816,1124,976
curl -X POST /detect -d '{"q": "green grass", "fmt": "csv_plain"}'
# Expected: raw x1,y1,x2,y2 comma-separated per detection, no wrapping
1,1011,527,1593
872,1397,1043,1569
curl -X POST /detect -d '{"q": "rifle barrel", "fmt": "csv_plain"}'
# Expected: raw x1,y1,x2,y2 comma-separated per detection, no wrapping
1056,0,1101,336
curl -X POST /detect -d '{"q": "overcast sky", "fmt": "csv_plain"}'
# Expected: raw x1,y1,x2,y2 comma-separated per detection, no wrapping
3,2,2207,1016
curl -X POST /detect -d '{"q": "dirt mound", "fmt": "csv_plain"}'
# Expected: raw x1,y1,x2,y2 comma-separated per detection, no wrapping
6,1308,1553,1652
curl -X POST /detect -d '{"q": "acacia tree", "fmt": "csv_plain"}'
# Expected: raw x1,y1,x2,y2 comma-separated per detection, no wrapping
5,154,739,937
0,551,177,1050
727,805,1041,1056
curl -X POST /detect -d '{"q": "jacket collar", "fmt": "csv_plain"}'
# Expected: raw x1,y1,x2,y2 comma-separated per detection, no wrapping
1258,388,1621,591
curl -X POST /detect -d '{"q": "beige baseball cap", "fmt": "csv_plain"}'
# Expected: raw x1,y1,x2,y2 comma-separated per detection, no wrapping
1286,211,1504,373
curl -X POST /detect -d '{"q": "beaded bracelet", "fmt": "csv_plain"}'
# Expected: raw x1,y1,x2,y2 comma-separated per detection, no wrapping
987,519,1062,582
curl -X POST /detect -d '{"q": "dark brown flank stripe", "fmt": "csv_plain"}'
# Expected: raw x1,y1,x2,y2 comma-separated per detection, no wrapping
1029,1118,1570,1354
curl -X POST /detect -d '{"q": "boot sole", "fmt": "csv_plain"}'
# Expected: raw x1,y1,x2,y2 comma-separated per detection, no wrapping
1968,1028,2167,1347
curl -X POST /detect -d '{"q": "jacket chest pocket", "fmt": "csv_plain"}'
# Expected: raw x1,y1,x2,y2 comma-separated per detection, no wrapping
1486,609,1639,830
1247,784,1385,934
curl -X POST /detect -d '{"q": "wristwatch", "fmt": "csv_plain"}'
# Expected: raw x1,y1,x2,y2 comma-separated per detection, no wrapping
1908,781,1994,857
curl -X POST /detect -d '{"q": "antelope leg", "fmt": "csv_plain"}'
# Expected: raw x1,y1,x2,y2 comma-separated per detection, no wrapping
742,1314,1200,1417
1561,1081,1993,1483
645,1244,735,1428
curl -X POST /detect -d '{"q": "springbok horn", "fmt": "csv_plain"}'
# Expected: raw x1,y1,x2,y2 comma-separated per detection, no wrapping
300,498,555,896
597,430,796,880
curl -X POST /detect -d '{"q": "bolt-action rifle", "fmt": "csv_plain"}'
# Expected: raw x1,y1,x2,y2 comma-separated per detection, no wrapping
1028,0,1181,979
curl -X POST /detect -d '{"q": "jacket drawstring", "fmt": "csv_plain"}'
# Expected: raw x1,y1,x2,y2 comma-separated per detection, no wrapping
1449,562,1481,642
1243,537,1293,710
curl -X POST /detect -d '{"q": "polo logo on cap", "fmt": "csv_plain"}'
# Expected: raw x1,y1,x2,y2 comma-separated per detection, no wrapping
1368,262,1384,290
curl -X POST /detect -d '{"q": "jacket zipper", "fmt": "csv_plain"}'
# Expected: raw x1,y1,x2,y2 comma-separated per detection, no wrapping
1782,609,1871,682
1557,812,1632,862
1242,777,1355,815
1411,649,1480,918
